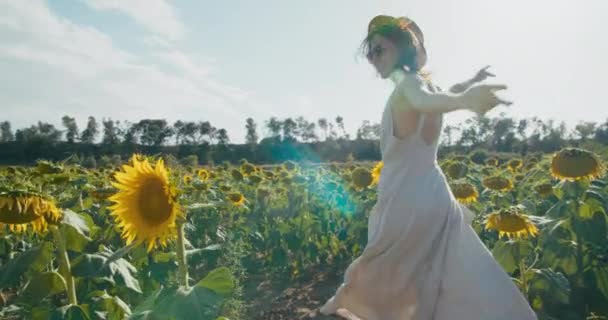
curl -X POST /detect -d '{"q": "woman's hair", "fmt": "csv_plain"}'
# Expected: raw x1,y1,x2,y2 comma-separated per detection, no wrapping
360,24,430,78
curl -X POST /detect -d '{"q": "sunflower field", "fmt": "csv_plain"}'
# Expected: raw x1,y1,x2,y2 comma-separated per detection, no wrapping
0,147,607,320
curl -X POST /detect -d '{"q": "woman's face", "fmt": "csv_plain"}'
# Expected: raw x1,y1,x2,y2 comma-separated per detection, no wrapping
367,35,400,78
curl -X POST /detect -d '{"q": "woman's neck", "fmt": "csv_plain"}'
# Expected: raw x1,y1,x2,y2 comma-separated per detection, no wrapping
388,68,407,85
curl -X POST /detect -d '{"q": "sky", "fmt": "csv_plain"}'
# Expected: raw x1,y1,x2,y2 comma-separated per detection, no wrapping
1,0,607,144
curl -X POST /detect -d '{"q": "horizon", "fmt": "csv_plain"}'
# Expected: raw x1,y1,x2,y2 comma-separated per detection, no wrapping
1,0,607,144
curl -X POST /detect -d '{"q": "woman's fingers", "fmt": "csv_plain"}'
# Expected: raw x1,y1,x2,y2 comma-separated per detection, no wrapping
483,84,508,92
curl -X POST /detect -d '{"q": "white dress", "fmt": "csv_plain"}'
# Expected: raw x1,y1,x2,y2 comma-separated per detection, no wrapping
319,71,537,320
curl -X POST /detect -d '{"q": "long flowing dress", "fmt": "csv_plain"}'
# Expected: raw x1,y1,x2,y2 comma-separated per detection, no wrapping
319,72,538,320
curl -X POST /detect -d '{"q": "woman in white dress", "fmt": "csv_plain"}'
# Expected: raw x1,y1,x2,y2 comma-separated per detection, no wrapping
319,15,537,320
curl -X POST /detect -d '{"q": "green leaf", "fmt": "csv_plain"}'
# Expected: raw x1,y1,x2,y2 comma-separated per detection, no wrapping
528,268,570,304
491,240,533,274
545,200,570,219
0,242,53,289
197,267,235,296
541,239,577,276
593,265,608,300
572,211,607,246
578,202,594,219
61,210,91,252
20,272,67,305
71,247,142,294
89,290,132,320
50,304,91,320
61,209,90,235
129,267,235,320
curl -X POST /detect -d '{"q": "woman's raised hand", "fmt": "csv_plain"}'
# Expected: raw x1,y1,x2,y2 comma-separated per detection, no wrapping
471,65,496,83
462,84,512,115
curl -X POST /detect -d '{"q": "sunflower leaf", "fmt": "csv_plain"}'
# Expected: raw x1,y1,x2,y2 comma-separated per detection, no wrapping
19,271,67,306
528,268,570,305
61,210,91,253
71,247,142,294
0,242,53,289
593,265,608,300
196,266,235,296
50,304,91,320
128,267,235,320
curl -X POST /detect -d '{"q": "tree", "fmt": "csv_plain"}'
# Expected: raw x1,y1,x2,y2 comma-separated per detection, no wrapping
0,121,14,142
198,121,214,144
265,117,282,139
335,116,349,140
282,117,297,142
180,122,199,145
133,119,174,146
317,118,328,141
595,118,608,143
102,119,120,145
215,128,229,145
245,117,259,145
122,121,138,145
61,116,79,143
15,122,61,144
356,120,380,140
173,120,184,145
81,116,99,144
574,121,596,140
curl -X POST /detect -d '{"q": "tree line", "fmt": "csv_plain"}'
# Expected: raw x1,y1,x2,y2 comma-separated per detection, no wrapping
0,114,607,166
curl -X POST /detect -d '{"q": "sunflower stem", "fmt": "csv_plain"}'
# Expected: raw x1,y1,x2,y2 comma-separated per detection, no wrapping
519,259,528,299
176,221,189,288
51,226,78,305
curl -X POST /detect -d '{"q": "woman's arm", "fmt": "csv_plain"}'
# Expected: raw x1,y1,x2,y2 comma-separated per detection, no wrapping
449,78,477,94
449,65,496,93
394,72,509,115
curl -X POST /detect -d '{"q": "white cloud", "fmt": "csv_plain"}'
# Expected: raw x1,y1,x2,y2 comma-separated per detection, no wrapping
0,0,256,142
83,0,186,40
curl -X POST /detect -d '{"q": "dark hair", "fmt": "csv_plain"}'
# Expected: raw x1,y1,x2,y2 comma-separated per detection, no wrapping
360,25,427,75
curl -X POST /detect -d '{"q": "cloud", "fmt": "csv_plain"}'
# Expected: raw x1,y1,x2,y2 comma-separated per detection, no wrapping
82,0,186,40
0,0,255,142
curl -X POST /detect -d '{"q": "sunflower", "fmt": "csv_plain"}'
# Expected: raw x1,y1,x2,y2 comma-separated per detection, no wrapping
551,148,603,181
248,174,264,185
452,155,469,163
507,159,523,171
256,187,271,201
482,176,514,192
534,183,553,197
193,181,210,191
351,167,373,190
486,158,499,167
371,161,383,185
485,207,539,239
240,163,256,176
183,175,193,185
450,182,478,204
263,170,275,180
446,161,469,179
0,191,62,234
227,192,245,206
89,187,117,201
109,154,182,252
36,160,64,174
197,169,210,181
293,174,307,185
283,160,298,171
231,169,244,181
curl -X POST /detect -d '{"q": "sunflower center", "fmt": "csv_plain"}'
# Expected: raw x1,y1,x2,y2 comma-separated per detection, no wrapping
138,177,173,226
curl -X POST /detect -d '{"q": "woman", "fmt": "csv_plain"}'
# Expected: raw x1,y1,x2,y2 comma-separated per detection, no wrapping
319,15,537,320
